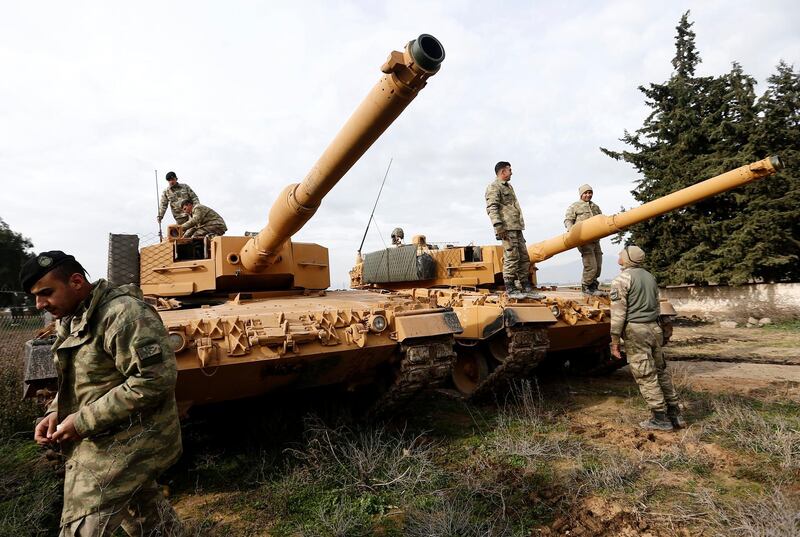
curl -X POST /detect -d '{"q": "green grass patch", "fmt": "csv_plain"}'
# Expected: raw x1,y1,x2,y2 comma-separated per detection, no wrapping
761,319,800,332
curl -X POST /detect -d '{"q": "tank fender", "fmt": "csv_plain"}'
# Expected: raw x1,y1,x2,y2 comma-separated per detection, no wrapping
658,299,677,316
394,309,462,342
22,337,58,398
503,306,558,327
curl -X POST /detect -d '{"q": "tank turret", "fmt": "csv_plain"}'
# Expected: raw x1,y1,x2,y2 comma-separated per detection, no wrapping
140,34,445,298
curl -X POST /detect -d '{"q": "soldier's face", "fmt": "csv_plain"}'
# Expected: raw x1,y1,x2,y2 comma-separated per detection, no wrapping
581,190,593,201
30,271,87,319
168,178,178,188
182,204,193,215
499,166,512,181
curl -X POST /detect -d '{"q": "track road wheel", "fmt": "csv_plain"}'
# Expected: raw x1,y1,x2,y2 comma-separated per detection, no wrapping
452,347,489,396
487,334,510,364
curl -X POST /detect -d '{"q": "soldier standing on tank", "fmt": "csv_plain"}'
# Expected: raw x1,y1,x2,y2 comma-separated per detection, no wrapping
21,251,183,536
485,161,540,299
391,228,405,246
180,199,228,238
158,171,200,225
609,245,685,431
564,184,604,295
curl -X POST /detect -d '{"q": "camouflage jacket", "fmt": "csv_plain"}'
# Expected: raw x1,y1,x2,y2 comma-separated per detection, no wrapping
180,203,227,233
485,179,525,231
47,279,182,525
159,182,199,220
609,267,660,344
564,200,602,229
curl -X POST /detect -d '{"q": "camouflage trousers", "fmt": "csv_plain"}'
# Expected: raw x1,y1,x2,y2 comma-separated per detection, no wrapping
624,321,678,413
184,223,226,238
577,241,602,287
59,481,182,537
172,213,189,225
501,230,531,284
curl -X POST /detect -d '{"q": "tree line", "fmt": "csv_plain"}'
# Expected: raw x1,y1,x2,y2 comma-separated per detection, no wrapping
602,11,799,285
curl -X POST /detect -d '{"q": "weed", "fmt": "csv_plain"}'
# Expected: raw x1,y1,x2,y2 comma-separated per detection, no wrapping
695,487,800,536
761,319,800,332
571,450,643,496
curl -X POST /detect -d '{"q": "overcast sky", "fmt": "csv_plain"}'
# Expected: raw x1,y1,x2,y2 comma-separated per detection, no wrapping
2,1,798,288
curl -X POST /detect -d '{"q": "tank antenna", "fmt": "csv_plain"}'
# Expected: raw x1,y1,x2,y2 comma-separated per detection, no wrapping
357,157,393,256
155,169,163,241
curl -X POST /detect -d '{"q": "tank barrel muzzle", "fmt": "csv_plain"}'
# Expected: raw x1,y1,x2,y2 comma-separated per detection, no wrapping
409,34,445,72
770,155,783,171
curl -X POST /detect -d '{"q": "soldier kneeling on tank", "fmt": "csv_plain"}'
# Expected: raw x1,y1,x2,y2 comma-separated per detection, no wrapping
609,245,685,431
180,199,228,238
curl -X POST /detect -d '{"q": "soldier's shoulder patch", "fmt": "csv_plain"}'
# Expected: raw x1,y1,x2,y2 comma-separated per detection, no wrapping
136,343,163,366
609,288,620,301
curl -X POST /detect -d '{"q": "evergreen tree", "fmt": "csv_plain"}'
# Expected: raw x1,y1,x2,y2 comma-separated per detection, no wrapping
602,12,798,284
0,217,34,293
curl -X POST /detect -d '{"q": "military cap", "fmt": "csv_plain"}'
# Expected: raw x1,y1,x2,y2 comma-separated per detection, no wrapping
20,251,76,293
620,245,646,266
578,184,593,196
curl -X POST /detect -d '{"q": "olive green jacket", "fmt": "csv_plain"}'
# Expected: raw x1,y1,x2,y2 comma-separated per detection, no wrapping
564,200,602,229
47,280,182,525
609,267,660,344
180,203,227,234
485,179,525,231
159,182,199,221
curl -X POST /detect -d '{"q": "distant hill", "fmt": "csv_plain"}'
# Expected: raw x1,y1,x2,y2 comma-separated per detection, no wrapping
535,254,621,286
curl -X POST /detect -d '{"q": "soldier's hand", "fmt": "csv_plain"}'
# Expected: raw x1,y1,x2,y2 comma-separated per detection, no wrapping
494,226,508,240
610,343,623,360
51,413,82,444
34,413,58,446
157,215,163,223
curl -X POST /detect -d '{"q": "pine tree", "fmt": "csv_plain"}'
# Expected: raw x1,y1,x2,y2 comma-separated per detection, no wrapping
602,12,798,284
0,217,34,293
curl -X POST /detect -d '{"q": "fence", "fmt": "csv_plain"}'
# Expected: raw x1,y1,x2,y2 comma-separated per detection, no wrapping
0,313,46,437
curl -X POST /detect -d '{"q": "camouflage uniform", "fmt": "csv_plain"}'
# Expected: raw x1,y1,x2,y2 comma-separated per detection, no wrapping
485,179,530,284
181,203,228,238
47,279,182,535
564,200,603,288
159,182,199,225
610,267,678,413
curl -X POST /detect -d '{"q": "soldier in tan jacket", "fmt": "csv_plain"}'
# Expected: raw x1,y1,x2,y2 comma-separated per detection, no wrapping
564,184,604,295
609,245,685,431
485,161,541,299
180,199,228,238
22,251,182,536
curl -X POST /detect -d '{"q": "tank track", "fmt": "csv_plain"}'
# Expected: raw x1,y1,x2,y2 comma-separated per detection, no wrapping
469,326,550,401
369,335,456,418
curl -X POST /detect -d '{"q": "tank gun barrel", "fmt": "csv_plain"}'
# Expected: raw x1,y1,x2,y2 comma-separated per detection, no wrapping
240,34,445,272
528,156,783,263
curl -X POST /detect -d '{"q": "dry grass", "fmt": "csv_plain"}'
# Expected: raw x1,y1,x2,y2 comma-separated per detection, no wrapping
693,488,800,537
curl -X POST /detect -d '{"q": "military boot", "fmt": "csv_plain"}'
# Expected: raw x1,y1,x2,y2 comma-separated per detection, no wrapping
667,404,687,429
520,279,544,300
504,278,526,300
639,410,674,431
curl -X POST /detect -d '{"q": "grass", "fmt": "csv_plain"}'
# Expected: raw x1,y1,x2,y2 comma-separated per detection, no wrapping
761,319,800,332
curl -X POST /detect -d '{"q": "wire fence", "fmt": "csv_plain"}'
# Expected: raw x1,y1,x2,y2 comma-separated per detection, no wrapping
0,313,47,438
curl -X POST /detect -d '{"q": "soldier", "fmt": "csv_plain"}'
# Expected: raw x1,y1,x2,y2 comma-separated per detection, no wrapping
485,161,540,299
158,170,200,225
21,251,183,536
564,184,604,295
391,227,405,246
609,245,685,431
180,199,228,238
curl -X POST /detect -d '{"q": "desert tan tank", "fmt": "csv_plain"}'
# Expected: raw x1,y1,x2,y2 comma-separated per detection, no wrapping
23,34,460,416
350,156,784,396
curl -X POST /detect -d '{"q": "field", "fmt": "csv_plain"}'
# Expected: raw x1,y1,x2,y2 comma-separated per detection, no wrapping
1,317,798,536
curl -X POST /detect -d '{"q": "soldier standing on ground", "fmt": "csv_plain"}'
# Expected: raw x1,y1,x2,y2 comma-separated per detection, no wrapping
180,199,228,238
609,245,685,431
485,161,540,299
564,184,604,295
22,251,183,536
158,170,200,225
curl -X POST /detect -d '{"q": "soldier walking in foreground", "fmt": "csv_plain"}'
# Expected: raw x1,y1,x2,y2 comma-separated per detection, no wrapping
564,184,604,295
22,251,183,536
180,199,228,238
158,170,200,225
610,245,685,431
485,161,540,299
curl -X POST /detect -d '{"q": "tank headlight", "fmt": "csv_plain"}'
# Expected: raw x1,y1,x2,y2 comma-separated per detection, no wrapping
549,305,561,319
368,314,388,333
168,332,186,353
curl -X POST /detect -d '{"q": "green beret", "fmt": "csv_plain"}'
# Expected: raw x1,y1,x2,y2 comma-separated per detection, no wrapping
20,251,75,293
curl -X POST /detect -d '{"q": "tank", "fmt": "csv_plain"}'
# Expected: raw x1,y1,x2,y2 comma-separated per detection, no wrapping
350,156,784,397
23,34,459,416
